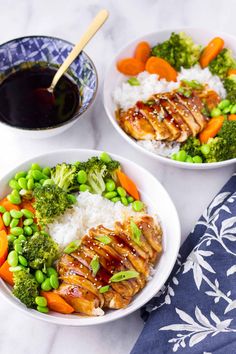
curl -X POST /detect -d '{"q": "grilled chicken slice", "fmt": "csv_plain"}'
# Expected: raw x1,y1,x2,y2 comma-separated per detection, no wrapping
57,215,162,316
176,93,207,130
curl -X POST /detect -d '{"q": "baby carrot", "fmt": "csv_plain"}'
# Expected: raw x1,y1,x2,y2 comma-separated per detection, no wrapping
145,56,177,81
199,37,224,68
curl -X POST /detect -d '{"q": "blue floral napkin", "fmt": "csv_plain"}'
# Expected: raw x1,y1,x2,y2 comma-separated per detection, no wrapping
131,173,236,354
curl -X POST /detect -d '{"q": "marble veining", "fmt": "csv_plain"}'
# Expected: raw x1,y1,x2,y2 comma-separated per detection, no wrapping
0,0,235,353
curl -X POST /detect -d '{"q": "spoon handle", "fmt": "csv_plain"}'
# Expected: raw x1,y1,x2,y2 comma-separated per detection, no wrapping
49,9,109,91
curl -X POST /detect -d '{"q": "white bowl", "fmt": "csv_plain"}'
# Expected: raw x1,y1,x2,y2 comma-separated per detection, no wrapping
103,27,236,169
0,149,180,326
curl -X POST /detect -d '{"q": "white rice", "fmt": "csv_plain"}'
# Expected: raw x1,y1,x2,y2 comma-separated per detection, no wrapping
137,140,180,157
48,191,142,248
113,65,226,111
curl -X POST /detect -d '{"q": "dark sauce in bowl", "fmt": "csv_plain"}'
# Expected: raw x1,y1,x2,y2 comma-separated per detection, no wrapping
0,67,80,129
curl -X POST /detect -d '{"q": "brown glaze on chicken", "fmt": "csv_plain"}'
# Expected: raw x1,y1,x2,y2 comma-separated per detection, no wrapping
56,215,162,316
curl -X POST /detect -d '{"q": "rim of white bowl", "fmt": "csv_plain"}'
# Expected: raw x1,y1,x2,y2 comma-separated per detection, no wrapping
0,148,181,326
103,27,236,170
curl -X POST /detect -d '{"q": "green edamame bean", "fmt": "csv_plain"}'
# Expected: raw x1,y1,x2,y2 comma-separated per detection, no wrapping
35,296,47,307
19,255,28,266
100,152,112,163
211,107,222,117
41,278,52,291
37,306,49,313
104,191,117,199
43,179,54,186
218,99,230,110
132,200,144,212
47,267,58,277
67,194,77,204
14,242,22,254
117,187,126,197
121,197,128,206
79,184,91,192
171,153,177,160
7,250,18,267
0,206,6,213
10,210,23,219
127,196,134,203
24,226,33,236
3,211,11,226
7,234,16,243
31,170,44,181
50,274,59,289
193,155,203,163
15,171,27,180
42,167,51,177
9,179,21,191
18,234,26,241
231,104,236,114
111,197,121,203
10,218,19,228
21,209,34,219
23,218,33,226
18,177,27,190
77,170,87,184
186,156,193,163
9,266,23,272
10,227,23,236
31,163,41,171
7,193,21,205
27,178,34,190
200,144,210,155
34,182,41,188
35,270,45,284
12,189,20,198
105,179,116,192
31,223,39,232
176,150,187,162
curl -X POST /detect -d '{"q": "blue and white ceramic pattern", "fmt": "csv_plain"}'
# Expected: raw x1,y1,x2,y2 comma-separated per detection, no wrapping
0,35,98,133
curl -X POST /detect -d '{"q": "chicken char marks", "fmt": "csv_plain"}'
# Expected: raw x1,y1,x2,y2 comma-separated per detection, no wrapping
117,90,209,143
56,215,162,316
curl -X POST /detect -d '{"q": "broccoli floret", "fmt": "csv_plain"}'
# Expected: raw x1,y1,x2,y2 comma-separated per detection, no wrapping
151,32,201,71
218,120,236,157
51,163,77,192
22,231,59,270
13,269,39,308
224,75,236,102
203,137,228,163
34,184,73,226
181,137,203,157
209,48,236,79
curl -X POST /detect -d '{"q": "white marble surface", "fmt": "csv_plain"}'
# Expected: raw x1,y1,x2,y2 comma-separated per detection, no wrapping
0,0,236,353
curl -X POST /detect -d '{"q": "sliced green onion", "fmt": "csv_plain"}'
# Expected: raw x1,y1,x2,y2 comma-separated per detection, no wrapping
130,219,141,245
177,86,192,97
90,255,100,276
127,77,140,86
64,240,81,254
95,235,112,245
99,285,110,293
110,270,139,283
181,79,204,90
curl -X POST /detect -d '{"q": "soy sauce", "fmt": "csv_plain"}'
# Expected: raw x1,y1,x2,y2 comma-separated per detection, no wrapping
0,67,80,129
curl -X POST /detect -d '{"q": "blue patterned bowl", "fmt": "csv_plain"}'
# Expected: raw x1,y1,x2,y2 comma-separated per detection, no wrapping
0,35,98,137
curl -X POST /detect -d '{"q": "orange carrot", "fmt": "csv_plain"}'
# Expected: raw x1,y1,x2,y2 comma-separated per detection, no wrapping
228,114,236,121
199,37,224,68
145,56,177,82
0,230,8,267
0,215,6,232
41,291,75,314
117,58,145,76
199,116,225,144
134,41,151,63
228,68,236,76
20,199,35,214
0,197,20,211
0,260,13,286
117,170,140,200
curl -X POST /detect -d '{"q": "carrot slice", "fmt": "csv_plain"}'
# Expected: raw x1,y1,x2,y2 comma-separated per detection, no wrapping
0,260,13,286
0,215,6,232
228,68,236,76
117,170,140,200
134,41,151,63
117,58,145,76
199,116,225,144
41,291,75,314
145,56,177,82
0,230,8,267
228,114,236,121
0,198,20,211
199,37,224,68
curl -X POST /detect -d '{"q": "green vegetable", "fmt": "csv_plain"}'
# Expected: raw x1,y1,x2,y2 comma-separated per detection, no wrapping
37,306,49,313
231,104,236,114
176,150,187,162
77,170,87,184
95,234,112,245
50,274,59,289
64,240,81,254
9,180,21,191
10,210,23,219
24,218,34,226
15,171,27,180
35,296,47,307
218,99,231,110
67,194,77,204
100,152,112,163
21,208,34,219
24,226,33,236
14,242,23,254
121,197,128,206
151,32,201,71
181,79,204,90
46,267,58,277
127,77,140,86
111,197,120,203
132,201,144,212
10,227,23,236
99,285,110,293
33,184,73,226
200,144,210,155
90,255,100,276
130,220,141,245
22,231,58,270
31,163,41,171
0,206,6,213
13,269,39,308
105,179,116,192
7,250,18,267
9,266,23,272
42,167,51,177
7,193,21,205
181,137,203,158
18,255,28,267
224,75,236,102
41,278,52,291
35,270,45,284
192,156,203,163
104,191,117,199
51,163,78,193
211,107,222,117
109,270,139,282
79,184,91,192
127,196,134,203
32,170,45,181
18,177,27,190
117,187,126,197
209,48,236,79
10,218,19,228
185,156,193,163
3,211,11,226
